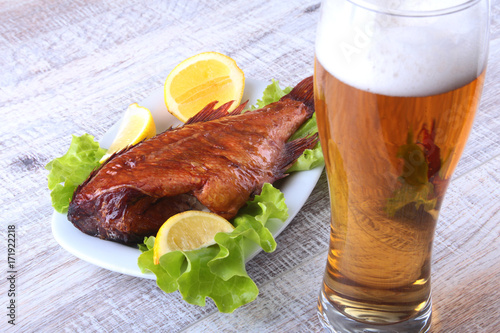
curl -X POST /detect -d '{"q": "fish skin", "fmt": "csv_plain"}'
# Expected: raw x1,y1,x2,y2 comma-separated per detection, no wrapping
68,76,318,244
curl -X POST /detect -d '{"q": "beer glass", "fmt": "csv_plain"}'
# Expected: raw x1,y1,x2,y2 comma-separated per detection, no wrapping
314,0,490,331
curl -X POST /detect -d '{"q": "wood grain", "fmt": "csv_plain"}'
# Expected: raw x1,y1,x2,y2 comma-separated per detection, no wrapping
0,0,498,332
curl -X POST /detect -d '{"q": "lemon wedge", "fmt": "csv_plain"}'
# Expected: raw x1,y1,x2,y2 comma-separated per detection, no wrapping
153,211,235,265
164,52,245,122
100,103,156,163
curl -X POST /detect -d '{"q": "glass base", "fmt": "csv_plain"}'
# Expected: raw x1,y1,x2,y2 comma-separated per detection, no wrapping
317,290,432,333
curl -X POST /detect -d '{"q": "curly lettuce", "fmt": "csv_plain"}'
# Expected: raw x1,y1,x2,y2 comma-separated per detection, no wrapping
287,112,323,172
250,79,292,110
138,183,287,313
46,134,105,213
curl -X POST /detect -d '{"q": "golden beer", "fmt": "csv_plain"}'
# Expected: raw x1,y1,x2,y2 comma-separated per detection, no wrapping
314,0,489,330
315,59,485,323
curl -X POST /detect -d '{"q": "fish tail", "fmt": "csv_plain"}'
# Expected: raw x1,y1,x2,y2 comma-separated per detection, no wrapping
277,132,319,173
281,76,314,116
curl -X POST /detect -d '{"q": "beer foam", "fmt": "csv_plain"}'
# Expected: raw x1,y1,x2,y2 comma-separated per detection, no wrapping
315,0,488,97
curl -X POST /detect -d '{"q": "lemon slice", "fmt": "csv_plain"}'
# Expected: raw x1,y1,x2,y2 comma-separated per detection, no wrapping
100,103,156,163
153,211,235,264
164,52,245,122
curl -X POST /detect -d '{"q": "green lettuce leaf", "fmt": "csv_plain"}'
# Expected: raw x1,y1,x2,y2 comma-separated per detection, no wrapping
174,247,258,309
137,241,184,293
45,134,106,213
137,236,155,253
287,113,324,172
287,144,324,172
250,79,292,110
138,183,287,313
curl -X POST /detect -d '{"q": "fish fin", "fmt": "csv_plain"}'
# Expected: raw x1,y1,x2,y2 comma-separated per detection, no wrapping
228,100,249,116
281,76,314,116
185,101,220,124
277,132,319,172
185,100,248,124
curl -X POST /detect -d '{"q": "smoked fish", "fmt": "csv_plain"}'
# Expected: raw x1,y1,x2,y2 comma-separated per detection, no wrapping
68,76,318,244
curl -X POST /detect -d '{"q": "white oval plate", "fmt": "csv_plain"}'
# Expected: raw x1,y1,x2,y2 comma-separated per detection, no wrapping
51,78,324,279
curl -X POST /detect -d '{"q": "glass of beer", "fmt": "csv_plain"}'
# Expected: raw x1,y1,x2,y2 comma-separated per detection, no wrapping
314,0,490,331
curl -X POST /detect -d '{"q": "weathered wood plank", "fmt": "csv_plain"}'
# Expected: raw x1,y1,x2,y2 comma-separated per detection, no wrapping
0,0,498,332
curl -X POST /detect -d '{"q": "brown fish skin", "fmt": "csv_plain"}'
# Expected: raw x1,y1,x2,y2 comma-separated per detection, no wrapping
68,76,317,244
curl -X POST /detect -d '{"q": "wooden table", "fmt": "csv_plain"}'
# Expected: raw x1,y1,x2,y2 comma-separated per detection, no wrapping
1,0,498,332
